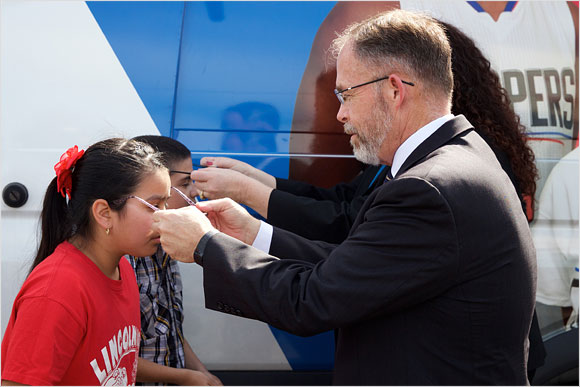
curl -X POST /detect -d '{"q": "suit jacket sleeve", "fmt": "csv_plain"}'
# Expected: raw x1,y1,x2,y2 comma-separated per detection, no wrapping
266,189,370,243
202,177,460,337
274,174,361,202
267,166,383,242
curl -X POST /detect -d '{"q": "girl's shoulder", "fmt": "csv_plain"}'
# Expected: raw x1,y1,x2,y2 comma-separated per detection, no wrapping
22,242,97,300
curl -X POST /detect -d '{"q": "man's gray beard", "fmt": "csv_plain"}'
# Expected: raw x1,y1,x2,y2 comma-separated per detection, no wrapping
346,104,391,165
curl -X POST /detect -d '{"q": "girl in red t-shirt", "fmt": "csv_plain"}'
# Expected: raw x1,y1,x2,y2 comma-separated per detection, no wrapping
1,138,171,386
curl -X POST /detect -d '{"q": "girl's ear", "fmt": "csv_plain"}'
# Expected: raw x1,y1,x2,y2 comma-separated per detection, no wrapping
91,199,112,231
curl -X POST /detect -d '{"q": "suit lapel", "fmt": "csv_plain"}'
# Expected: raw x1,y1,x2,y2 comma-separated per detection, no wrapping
397,115,474,177
349,115,474,236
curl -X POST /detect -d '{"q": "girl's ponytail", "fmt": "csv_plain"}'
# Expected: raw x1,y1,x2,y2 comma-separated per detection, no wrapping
30,177,71,274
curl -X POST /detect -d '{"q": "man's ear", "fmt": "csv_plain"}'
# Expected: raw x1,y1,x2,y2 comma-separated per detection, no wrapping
387,74,408,109
91,199,113,231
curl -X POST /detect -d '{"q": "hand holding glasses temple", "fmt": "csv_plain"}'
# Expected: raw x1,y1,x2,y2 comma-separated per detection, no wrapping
334,75,414,104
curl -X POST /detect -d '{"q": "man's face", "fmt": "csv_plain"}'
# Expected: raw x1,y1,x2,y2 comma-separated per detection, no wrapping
335,44,392,165
344,94,392,165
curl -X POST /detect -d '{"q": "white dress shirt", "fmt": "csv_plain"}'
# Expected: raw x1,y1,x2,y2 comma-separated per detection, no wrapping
391,114,454,177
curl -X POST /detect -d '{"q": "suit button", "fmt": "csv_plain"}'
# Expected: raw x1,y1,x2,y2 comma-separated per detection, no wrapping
217,302,224,311
224,304,231,313
235,309,242,316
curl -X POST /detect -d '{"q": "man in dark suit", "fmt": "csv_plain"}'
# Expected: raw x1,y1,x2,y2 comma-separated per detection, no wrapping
153,9,536,385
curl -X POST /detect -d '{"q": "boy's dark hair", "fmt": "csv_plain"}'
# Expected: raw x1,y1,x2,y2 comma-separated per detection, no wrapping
32,138,165,274
132,135,191,169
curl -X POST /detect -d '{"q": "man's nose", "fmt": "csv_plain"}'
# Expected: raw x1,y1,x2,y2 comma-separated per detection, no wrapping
337,103,348,123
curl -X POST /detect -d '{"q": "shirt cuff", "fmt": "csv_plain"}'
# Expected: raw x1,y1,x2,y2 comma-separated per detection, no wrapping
194,229,218,266
252,220,273,253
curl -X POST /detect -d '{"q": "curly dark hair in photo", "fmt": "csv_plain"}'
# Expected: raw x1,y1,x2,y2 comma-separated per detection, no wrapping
442,21,538,213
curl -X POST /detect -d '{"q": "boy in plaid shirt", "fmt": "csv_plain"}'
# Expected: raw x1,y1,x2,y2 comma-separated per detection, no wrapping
128,135,221,386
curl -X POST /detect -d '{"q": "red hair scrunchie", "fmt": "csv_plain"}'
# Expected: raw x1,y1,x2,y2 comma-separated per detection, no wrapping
54,145,85,199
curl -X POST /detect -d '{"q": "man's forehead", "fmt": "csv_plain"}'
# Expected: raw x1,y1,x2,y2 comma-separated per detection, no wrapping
335,45,354,81
336,45,370,87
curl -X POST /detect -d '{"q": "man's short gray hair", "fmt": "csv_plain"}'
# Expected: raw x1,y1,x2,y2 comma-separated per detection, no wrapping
332,9,453,99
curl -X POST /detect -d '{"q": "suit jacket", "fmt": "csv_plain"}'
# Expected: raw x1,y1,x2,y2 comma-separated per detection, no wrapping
267,165,388,243
477,133,546,372
201,115,536,385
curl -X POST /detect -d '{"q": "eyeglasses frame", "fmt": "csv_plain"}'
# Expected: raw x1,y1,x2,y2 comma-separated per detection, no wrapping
171,186,199,205
124,195,160,212
108,186,203,220
334,75,415,104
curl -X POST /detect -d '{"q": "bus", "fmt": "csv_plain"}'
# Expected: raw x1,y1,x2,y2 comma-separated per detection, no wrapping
1,1,577,384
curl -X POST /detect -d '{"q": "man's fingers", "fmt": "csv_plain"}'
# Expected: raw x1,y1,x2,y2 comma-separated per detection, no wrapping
199,156,215,167
195,197,234,213
201,156,233,168
191,169,209,182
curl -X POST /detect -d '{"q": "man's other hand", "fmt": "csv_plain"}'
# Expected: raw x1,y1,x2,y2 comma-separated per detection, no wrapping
152,207,214,263
196,198,261,245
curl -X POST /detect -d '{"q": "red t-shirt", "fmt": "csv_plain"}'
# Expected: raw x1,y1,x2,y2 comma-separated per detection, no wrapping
1,241,141,386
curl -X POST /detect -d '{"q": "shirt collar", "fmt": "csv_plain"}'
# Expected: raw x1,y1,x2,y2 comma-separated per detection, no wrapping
391,114,455,177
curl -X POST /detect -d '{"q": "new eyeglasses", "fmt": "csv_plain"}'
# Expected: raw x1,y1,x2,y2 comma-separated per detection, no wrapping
120,195,162,212
114,187,199,212
334,75,415,104
171,186,199,205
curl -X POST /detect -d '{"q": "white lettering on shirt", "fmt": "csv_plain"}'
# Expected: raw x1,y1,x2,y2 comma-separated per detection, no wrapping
90,325,140,386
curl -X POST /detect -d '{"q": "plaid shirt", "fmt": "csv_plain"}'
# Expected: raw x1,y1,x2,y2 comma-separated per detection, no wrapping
127,248,185,382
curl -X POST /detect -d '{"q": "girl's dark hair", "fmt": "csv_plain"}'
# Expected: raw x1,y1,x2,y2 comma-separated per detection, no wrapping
31,138,165,274
132,135,191,169
442,21,538,208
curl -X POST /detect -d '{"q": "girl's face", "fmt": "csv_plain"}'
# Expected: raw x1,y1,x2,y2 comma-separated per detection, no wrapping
112,169,171,257
167,157,198,209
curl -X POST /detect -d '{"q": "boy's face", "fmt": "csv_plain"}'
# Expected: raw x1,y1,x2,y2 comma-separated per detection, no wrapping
167,157,198,209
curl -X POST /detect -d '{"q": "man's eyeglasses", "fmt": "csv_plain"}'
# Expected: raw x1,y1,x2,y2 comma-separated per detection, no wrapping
334,75,414,104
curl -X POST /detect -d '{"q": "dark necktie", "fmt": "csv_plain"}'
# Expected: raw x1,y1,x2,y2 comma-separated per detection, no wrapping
368,165,387,189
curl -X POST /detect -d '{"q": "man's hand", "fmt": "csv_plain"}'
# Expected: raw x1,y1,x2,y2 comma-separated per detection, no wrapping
200,156,276,187
192,168,274,218
152,207,214,263
196,198,261,245
192,168,252,202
